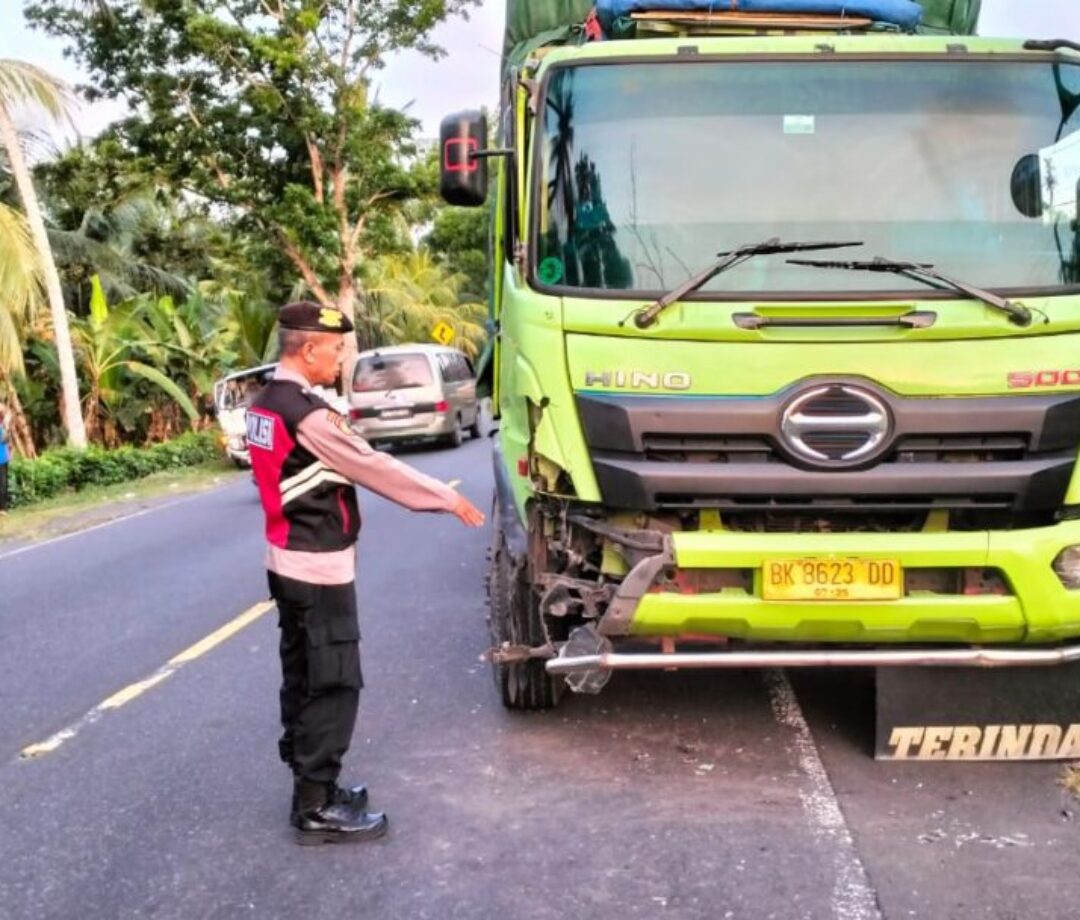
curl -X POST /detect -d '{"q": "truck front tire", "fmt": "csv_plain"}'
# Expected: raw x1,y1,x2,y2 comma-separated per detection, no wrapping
488,527,563,711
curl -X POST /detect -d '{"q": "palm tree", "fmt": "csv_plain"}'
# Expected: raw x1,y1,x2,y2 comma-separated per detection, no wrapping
365,250,486,357
0,59,87,447
222,295,278,368
0,201,40,377
47,191,192,311
0,199,42,457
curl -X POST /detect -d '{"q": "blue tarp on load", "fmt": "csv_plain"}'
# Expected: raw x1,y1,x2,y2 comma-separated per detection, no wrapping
596,0,924,30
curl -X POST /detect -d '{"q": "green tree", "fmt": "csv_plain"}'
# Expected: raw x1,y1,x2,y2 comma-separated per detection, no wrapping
28,0,478,377
0,59,87,446
426,206,488,302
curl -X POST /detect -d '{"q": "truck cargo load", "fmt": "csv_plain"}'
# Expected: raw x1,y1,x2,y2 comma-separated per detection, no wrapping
596,0,924,31
505,0,981,60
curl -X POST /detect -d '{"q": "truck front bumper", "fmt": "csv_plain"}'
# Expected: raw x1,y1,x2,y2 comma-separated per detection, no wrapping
546,642,1080,675
599,521,1080,646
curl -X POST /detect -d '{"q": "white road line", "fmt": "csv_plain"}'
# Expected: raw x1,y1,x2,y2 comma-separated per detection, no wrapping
18,600,275,760
765,669,882,920
0,485,234,563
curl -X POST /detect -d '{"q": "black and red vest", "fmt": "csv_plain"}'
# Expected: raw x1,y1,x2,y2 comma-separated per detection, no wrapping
247,380,361,552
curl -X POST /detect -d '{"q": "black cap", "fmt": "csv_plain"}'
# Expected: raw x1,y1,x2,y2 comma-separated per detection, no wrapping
278,301,354,333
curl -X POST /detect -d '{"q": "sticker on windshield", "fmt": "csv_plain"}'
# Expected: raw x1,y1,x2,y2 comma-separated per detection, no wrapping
1040,131,1080,222
538,257,565,285
783,115,816,136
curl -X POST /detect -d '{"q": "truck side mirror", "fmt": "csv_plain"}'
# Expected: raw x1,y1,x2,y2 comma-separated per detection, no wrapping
440,111,488,207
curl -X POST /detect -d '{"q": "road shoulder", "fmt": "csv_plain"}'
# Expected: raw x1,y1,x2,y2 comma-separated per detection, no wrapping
0,461,245,553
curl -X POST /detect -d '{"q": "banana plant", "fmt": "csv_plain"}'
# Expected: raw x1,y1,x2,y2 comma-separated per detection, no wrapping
70,275,198,444
138,291,238,408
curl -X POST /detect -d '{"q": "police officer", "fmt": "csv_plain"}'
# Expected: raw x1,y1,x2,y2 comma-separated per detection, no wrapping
247,301,485,845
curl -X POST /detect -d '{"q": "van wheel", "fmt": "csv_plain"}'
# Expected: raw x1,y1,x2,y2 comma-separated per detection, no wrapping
487,525,563,711
467,410,482,439
445,419,463,449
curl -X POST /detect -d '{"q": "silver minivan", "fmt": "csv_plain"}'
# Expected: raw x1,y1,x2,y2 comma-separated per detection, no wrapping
348,344,481,448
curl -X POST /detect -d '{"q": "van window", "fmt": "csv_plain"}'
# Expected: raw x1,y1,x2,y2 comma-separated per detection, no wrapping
217,372,270,410
353,354,433,392
439,353,473,383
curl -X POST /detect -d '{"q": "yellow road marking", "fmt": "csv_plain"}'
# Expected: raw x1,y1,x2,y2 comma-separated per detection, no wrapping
99,672,175,710
19,600,276,760
169,601,274,665
20,729,78,759
448,479,462,489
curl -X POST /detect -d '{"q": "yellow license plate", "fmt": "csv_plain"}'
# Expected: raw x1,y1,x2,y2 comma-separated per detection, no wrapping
762,558,902,601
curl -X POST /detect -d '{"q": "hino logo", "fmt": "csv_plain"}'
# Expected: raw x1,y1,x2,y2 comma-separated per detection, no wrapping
584,370,692,391
780,384,891,468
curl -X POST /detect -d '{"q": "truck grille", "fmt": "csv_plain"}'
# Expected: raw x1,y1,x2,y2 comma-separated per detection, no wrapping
642,433,1031,464
577,386,1080,522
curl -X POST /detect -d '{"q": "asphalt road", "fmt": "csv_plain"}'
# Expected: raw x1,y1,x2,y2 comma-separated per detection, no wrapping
1,434,1078,920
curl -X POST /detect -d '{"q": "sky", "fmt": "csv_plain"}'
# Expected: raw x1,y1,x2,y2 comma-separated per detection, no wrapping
0,0,1076,143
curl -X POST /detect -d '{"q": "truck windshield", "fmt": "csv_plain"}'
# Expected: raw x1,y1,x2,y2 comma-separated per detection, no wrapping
536,59,1080,296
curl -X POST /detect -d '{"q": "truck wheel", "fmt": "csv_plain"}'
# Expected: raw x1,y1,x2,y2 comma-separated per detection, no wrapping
487,529,563,710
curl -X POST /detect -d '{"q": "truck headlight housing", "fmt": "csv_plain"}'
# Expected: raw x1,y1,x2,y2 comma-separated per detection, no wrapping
1052,546,1080,589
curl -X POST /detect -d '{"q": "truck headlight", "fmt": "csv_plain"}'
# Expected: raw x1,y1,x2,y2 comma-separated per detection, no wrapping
1053,546,1080,589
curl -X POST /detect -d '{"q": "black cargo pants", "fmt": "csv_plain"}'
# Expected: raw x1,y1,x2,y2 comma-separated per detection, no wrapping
268,572,363,784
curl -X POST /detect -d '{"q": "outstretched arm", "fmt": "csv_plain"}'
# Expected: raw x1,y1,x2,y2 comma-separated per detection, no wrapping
297,409,485,526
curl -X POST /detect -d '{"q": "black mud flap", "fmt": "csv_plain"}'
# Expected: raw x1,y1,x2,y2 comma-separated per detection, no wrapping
876,664,1080,761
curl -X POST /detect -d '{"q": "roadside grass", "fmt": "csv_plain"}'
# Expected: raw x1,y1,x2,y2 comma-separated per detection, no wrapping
0,458,243,545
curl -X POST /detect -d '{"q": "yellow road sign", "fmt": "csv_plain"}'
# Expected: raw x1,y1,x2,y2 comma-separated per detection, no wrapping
431,321,455,346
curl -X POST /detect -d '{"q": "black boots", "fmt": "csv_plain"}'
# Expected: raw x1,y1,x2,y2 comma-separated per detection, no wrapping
290,780,369,824
291,779,388,845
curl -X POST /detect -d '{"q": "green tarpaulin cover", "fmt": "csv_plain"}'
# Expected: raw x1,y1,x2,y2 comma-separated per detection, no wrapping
917,0,981,35
503,0,593,67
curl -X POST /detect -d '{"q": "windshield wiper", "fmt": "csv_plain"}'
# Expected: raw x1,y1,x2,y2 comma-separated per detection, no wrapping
624,237,863,330
1023,39,1080,54
788,256,1034,327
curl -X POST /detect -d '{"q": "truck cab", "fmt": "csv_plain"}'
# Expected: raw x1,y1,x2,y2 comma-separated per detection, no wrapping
442,4,1080,709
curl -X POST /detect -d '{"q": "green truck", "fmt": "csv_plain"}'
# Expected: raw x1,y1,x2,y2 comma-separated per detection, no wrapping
439,2,1080,710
